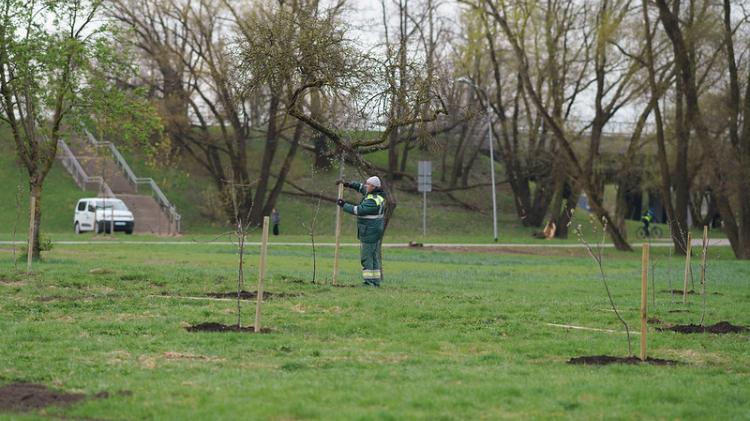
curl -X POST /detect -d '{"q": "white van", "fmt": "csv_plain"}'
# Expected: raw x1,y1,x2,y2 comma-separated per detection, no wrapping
74,198,135,234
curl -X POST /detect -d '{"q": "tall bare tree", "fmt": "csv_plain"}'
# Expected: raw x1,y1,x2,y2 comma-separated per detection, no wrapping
106,0,306,225
466,0,639,250
655,0,750,259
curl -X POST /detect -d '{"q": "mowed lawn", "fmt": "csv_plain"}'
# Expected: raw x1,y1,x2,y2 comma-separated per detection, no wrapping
1,240,749,421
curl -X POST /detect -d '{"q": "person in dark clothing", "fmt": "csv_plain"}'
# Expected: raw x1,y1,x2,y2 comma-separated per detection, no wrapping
272,208,280,236
335,176,386,287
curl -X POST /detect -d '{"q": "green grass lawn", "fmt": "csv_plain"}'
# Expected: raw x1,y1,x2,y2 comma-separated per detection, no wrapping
1,241,748,420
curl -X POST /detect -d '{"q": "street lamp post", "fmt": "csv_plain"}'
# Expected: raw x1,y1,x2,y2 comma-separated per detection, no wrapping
458,77,498,242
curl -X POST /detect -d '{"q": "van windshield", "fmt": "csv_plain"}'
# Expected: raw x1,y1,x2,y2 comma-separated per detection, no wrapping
93,200,129,211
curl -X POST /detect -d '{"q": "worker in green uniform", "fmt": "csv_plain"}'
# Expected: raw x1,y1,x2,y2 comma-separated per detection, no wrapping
335,176,386,287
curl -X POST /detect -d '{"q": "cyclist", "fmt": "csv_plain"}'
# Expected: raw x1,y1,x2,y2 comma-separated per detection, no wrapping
641,208,656,237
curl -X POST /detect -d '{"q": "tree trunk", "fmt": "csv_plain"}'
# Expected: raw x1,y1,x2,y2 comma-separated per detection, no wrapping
310,90,331,171
263,119,303,217
449,123,471,187
29,181,43,259
250,94,281,225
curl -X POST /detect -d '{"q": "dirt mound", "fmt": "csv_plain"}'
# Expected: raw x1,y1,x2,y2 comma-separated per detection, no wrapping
659,321,748,334
186,322,272,333
0,383,109,415
568,355,678,365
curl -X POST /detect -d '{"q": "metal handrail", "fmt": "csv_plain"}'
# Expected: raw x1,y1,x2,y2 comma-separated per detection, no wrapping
82,131,182,232
57,140,115,198
58,132,181,233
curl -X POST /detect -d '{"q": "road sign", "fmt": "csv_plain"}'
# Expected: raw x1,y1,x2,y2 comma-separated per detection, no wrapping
418,161,432,192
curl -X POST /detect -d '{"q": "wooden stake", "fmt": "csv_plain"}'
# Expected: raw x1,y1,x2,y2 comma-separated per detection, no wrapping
701,226,707,295
640,244,649,361
27,196,35,271
333,183,344,285
254,216,270,333
682,231,692,304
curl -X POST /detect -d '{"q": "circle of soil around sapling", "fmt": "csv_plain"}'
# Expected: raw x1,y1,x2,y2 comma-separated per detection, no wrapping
186,322,272,333
0,383,112,415
205,290,300,300
567,355,679,366
659,321,748,334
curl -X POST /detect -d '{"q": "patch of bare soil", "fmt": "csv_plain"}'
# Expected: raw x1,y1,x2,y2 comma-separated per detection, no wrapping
568,355,679,365
186,322,272,333
0,383,114,418
206,290,301,300
658,321,749,334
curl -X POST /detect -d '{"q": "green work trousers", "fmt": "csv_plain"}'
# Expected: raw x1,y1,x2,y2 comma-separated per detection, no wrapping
360,241,381,286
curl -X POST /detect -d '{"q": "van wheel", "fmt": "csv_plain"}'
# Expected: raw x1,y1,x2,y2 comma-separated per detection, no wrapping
75,222,82,234
95,222,103,234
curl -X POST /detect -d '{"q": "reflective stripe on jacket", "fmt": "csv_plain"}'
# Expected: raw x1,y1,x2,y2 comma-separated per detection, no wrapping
342,181,386,243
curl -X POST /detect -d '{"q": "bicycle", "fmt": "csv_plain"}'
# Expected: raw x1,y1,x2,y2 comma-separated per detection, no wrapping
635,225,662,239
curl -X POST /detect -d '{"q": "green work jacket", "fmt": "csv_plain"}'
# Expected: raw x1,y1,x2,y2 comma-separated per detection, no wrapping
342,182,386,243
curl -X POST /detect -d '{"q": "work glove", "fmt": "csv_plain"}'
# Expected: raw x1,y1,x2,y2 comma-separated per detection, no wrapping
336,199,345,207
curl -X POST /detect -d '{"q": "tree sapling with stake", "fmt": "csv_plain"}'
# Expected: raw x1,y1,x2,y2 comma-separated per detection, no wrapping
570,211,632,357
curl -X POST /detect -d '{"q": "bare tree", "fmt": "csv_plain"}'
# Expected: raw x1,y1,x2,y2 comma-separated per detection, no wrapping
461,0,639,250
654,0,750,259
105,0,305,226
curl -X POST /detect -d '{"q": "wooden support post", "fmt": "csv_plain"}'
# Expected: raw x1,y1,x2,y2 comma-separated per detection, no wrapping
333,183,344,285
682,231,692,304
640,244,649,361
254,216,270,333
701,226,707,295
27,196,35,271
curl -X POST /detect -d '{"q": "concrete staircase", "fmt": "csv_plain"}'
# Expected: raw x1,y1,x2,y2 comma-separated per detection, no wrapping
66,142,136,194
61,138,179,236
118,193,175,235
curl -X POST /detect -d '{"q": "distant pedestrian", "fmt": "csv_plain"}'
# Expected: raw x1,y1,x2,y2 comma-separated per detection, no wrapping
641,208,655,237
335,176,386,287
272,208,280,236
